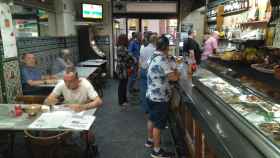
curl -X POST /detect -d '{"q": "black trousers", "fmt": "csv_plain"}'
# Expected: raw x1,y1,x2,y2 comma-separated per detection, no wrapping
118,79,128,106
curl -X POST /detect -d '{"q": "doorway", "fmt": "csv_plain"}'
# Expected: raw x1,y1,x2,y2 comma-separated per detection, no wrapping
112,18,178,74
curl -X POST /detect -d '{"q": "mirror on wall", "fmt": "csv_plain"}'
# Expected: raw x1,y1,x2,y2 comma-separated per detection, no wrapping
11,4,50,37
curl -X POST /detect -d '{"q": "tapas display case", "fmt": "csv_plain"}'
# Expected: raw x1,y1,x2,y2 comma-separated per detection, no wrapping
193,68,280,157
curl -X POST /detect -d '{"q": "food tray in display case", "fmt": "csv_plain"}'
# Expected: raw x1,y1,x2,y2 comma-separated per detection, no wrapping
193,69,280,156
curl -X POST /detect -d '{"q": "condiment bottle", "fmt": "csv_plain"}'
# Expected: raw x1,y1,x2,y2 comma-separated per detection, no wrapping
15,105,22,117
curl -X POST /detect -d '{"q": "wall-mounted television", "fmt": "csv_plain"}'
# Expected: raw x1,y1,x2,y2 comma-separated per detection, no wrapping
81,3,103,21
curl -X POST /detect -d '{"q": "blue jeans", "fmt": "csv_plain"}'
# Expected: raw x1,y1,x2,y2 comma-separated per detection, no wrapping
140,68,149,113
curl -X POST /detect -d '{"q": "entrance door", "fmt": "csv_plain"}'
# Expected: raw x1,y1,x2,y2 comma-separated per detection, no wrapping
112,18,179,76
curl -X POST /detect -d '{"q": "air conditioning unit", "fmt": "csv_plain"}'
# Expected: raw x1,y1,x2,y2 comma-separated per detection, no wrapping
113,1,126,13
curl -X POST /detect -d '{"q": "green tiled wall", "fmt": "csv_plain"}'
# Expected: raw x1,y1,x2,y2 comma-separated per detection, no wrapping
3,60,22,102
0,36,79,103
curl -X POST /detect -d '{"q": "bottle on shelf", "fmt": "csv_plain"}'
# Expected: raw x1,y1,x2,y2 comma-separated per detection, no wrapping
255,0,259,21
244,0,248,9
241,0,244,9
237,0,241,10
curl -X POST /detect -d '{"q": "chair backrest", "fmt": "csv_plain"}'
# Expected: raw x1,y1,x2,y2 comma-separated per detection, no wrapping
24,130,70,158
15,95,47,104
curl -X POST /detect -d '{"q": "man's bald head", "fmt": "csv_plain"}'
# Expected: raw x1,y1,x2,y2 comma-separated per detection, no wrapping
63,67,80,90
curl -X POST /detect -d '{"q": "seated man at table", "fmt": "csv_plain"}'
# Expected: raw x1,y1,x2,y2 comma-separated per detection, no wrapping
44,66,102,111
44,67,102,153
21,53,57,95
51,49,74,74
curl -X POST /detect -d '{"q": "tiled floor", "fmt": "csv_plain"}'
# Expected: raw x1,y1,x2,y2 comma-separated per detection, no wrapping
94,80,175,158
1,79,175,158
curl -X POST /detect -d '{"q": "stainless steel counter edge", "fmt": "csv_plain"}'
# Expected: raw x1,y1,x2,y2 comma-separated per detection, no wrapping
176,78,265,158
201,62,280,157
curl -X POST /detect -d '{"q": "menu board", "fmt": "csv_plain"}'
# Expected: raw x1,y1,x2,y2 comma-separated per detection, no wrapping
0,3,17,58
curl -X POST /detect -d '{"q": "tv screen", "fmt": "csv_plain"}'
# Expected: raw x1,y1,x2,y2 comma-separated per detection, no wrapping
82,4,103,20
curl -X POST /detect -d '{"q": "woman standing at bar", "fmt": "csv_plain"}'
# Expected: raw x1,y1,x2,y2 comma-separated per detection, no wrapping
116,34,133,110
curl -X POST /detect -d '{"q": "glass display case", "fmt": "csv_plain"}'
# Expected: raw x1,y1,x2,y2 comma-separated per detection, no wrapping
193,68,280,155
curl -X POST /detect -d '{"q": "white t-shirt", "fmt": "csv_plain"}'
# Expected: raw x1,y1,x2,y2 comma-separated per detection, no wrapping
51,78,98,104
139,43,156,69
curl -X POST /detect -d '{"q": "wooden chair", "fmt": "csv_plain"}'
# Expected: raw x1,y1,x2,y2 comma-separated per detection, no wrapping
0,132,10,158
24,130,71,158
15,95,47,104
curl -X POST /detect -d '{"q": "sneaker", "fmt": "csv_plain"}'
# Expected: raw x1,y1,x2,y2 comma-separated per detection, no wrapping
151,149,171,158
122,102,129,107
120,103,128,111
144,140,153,148
120,106,127,111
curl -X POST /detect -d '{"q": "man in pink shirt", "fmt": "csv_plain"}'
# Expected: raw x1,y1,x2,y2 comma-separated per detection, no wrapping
201,31,219,61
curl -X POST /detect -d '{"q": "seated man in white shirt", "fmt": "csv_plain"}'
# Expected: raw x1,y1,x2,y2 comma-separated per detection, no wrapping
45,66,102,110
44,67,102,154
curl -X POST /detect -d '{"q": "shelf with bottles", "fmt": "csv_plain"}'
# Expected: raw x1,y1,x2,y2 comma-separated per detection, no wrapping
221,25,267,43
208,24,217,33
223,0,249,16
222,8,249,16
240,20,269,27
269,0,280,24
263,46,280,50
221,38,265,43
207,7,217,19
207,17,217,23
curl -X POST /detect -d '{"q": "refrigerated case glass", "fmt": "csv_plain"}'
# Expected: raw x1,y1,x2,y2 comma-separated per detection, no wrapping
194,69,280,148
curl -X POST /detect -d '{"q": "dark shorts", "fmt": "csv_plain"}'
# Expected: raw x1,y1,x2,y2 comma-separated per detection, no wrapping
147,99,169,130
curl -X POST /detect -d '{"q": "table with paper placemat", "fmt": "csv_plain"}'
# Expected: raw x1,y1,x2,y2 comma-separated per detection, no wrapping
0,104,98,158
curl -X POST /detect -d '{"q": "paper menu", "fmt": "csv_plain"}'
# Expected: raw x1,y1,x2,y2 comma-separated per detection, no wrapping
28,111,96,131
61,115,96,131
28,111,72,129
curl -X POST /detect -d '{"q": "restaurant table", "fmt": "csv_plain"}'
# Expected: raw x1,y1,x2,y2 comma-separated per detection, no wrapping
0,104,97,158
78,60,107,67
55,66,98,78
37,66,98,88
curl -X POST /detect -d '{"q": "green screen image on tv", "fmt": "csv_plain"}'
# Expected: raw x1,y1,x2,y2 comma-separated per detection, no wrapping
82,4,103,19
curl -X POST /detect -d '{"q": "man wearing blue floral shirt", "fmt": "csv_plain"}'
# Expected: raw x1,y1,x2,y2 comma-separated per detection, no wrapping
145,36,180,158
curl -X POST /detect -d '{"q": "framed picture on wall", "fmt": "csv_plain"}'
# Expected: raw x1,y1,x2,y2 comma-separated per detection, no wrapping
0,3,18,59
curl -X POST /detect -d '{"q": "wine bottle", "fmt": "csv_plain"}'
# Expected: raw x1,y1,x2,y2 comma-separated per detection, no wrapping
255,8,260,21
238,0,241,10
255,0,259,21
245,0,248,9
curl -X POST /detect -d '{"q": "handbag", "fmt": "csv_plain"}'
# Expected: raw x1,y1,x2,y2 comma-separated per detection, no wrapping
127,67,133,77
191,63,197,72
188,63,197,75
